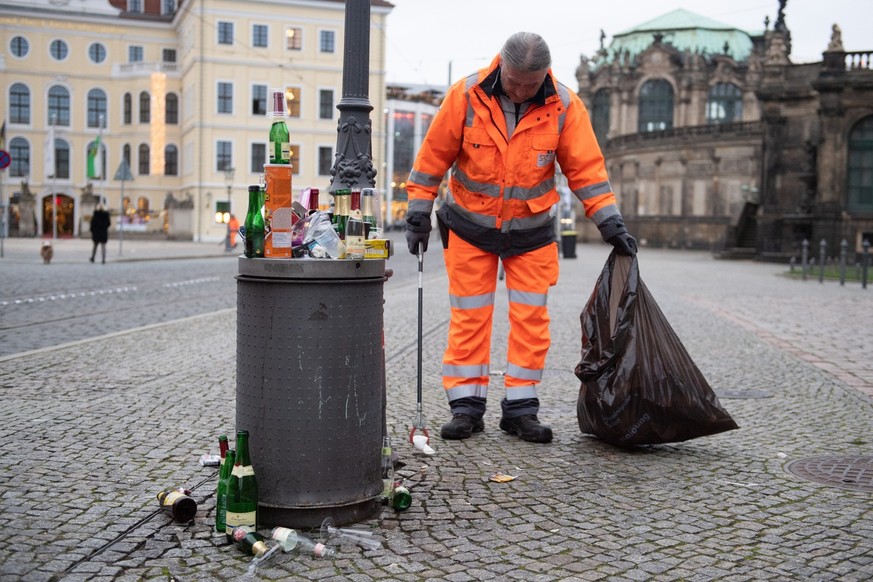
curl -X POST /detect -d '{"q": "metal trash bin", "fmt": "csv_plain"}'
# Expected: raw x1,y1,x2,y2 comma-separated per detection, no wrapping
561,231,577,259
236,257,387,528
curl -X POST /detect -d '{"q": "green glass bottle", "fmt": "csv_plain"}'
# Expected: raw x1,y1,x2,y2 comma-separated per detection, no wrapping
391,485,412,511
380,436,394,503
225,430,258,542
215,448,235,532
269,88,290,164
244,185,265,258
332,189,350,239
361,188,378,238
232,525,270,558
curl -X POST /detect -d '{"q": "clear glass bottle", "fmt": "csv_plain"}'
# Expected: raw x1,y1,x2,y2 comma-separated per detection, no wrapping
269,88,290,164
225,430,258,542
380,436,394,503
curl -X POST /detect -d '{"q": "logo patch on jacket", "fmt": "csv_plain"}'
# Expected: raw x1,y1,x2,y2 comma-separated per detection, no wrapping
537,151,555,167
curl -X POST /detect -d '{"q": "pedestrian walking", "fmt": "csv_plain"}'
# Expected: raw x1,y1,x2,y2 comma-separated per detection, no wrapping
405,32,637,443
89,203,111,264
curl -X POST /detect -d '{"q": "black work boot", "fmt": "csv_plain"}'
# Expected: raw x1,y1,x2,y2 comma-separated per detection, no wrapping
440,413,485,440
499,415,553,443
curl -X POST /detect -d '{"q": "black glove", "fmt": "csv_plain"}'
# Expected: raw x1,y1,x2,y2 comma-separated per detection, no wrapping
405,211,432,254
597,215,638,257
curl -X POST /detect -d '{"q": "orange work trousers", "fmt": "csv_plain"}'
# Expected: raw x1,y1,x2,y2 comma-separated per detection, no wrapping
441,233,559,416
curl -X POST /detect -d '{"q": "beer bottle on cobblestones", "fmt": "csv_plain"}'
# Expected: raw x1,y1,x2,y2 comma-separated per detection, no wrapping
269,88,290,165
215,448,235,533
232,525,270,558
380,436,394,503
390,485,412,511
244,185,265,258
157,487,198,522
225,430,258,542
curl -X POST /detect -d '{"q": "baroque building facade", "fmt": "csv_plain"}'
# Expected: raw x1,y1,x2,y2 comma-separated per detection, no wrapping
0,0,392,241
576,5,873,261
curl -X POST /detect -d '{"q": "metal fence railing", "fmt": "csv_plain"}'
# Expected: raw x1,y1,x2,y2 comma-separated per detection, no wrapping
790,239,870,288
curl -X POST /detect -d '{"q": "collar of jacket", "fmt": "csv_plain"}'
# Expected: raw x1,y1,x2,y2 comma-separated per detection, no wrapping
477,55,556,106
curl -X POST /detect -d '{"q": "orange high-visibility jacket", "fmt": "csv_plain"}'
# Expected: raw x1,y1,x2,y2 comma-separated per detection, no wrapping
407,55,621,255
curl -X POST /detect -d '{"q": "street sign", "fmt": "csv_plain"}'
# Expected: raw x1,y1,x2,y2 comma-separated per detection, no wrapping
0,150,10,170
114,158,134,181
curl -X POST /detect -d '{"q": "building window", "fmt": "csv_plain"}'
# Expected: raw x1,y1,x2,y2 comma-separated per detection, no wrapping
217,141,232,172
9,137,29,178
285,87,301,118
286,27,302,50
319,89,334,120
10,36,29,58
253,24,268,48
48,85,70,126
592,89,610,146
638,79,673,132
123,143,131,165
89,43,106,64
250,143,266,173
139,91,150,123
218,22,234,45
87,89,107,128
290,145,301,174
218,83,233,114
706,83,743,124
319,30,335,53
128,0,143,13
10,83,30,124
50,39,68,61
123,93,132,124
162,48,176,63
129,45,144,63
252,85,267,116
165,145,178,175
318,146,333,176
166,93,179,124
162,0,176,15
55,139,70,179
138,143,150,175
848,115,873,213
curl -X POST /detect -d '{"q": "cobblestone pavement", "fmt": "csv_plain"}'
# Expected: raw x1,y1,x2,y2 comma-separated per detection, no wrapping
0,241,871,581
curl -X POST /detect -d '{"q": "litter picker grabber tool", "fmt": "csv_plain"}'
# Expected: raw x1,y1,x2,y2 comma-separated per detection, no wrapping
409,241,431,450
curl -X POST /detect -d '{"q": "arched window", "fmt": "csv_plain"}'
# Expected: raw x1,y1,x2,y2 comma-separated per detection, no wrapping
124,93,132,124
48,85,70,126
9,137,30,177
706,83,743,124
848,116,873,213
54,139,70,179
138,143,150,175
87,88,107,128
592,89,610,146
10,83,30,124
165,144,178,175
638,79,673,133
123,143,131,165
166,93,179,124
139,91,150,123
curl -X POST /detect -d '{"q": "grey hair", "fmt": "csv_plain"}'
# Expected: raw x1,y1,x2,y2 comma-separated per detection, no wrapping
500,32,551,72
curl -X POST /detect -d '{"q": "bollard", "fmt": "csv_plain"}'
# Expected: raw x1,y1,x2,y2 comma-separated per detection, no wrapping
789,256,796,274
863,239,870,290
801,239,809,281
839,239,847,286
818,239,827,283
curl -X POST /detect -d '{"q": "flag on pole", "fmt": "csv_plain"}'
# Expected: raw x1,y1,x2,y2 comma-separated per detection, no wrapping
45,122,56,179
87,135,103,180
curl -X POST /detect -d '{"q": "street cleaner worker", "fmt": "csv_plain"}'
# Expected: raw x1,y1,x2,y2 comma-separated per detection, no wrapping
405,32,637,444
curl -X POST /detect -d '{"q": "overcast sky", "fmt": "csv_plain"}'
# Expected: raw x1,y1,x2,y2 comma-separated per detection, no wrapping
381,0,870,88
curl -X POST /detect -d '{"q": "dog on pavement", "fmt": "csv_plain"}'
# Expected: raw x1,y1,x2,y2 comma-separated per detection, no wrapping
40,241,54,264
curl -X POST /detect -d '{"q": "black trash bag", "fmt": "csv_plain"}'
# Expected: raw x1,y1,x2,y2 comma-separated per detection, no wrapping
575,250,738,446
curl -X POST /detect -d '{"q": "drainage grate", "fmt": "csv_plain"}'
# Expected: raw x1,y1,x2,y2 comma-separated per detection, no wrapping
786,456,873,492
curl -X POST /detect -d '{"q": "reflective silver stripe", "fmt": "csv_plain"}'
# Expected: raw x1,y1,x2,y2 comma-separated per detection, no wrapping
506,363,543,382
464,74,478,127
409,169,443,188
507,289,547,306
504,177,555,201
574,180,612,202
446,384,489,401
504,385,539,400
555,83,571,134
443,363,490,377
500,213,554,232
444,199,497,228
592,204,621,226
454,167,501,197
449,292,494,309
408,198,434,214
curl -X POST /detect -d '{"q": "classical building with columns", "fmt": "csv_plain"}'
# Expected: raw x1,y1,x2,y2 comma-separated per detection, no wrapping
0,0,393,241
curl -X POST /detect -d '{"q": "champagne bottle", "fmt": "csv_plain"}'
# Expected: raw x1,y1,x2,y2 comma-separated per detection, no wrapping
215,448,235,532
218,434,229,467
244,185,265,258
390,485,412,512
345,190,365,259
331,189,350,239
225,430,258,542
380,436,394,503
269,88,290,164
361,188,378,238
157,488,198,522
231,525,270,558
